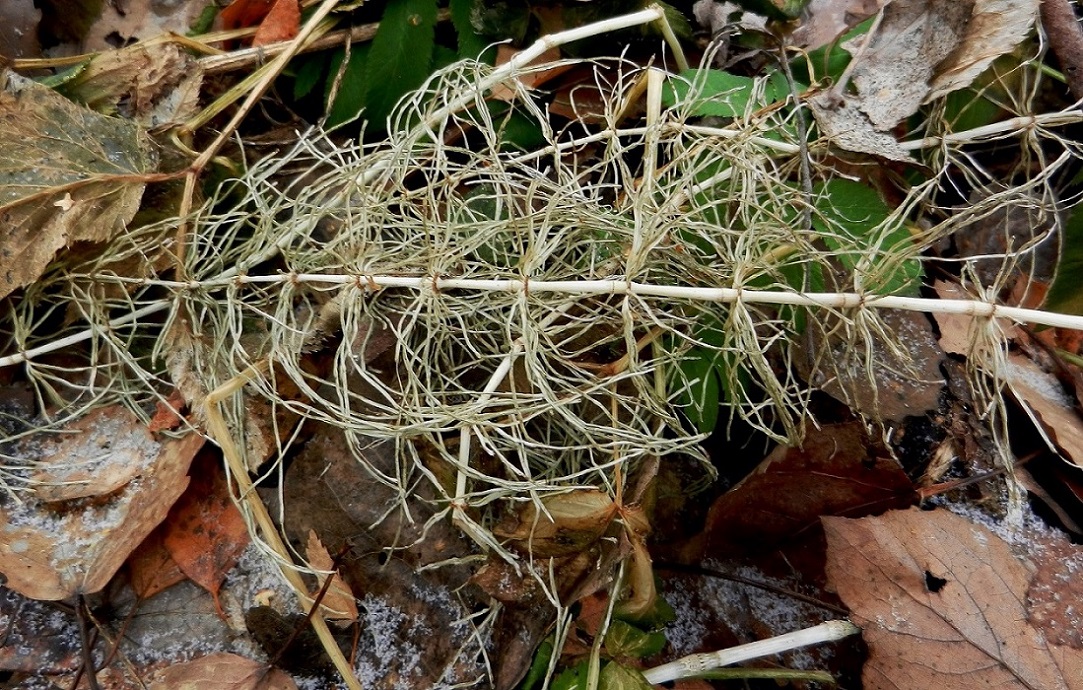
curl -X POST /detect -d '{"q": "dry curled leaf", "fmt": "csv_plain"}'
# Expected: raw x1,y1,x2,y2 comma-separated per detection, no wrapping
844,0,1039,130
56,42,203,127
824,508,1083,689
496,489,618,557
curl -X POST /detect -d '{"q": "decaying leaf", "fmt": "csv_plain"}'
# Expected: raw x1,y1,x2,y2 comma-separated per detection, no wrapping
282,429,488,689
146,652,298,690
128,525,189,600
0,70,155,300
807,90,915,162
82,0,212,52
843,0,1039,130
0,418,203,601
801,309,945,421
29,405,159,502
1005,353,1083,467
304,530,358,623
824,508,1083,688
56,42,203,128
791,0,885,50
926,0,1041,101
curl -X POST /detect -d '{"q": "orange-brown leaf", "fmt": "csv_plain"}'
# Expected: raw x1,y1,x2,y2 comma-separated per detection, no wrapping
163,450,250,610
252,0,299,46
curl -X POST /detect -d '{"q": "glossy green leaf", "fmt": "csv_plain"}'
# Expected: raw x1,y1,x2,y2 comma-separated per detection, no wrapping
676,346,721,435
518,636,554,690
326,44,371,127
360,0,438,129
451,0,492,61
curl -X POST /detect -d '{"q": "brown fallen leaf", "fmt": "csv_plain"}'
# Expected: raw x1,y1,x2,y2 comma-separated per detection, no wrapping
56,42,203,128
30,405,159,502
0,70,155,300
824,508,1083,688
791,0,886,50
163,449,250,613
304,530,358,623
843,0,1039,130
146,652,298,690
0,416,204,601
1004,353,1083,467
704,422,915,553
128,525,188,601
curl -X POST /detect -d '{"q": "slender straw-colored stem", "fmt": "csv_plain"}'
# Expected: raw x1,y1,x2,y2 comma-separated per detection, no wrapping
642,620,860,685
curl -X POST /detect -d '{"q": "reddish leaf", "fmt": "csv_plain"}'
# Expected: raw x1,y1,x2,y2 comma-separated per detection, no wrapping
163,449,250,613
705,422,915,552
220,0,276,31
148,389,188,434
128,526,188,600
252,0,299,47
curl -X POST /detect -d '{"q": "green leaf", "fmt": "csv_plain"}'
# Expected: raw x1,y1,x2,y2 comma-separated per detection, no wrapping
451,0,492,61
326,44,371,127
663,69,757,118
517,636,554,690
360,0,438,128
676,346,721,435
662,69,795,119
1046,205,1083,315
551,661,589,690
292,53,327,101
792,16,875,84
813,179,920,295
599,662,652,690
604,620,667,660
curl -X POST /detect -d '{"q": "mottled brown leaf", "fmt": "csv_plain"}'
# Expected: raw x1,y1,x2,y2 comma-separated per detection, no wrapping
0,71,154,299
163,449,250,610
0,424,203,601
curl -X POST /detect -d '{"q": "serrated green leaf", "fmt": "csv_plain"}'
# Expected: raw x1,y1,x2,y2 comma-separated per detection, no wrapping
451,0,491,61
326,43,371,127
292,53,327,101
599,662,652,690
813,179,920,295
604,620,667,660
360,0,438,129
